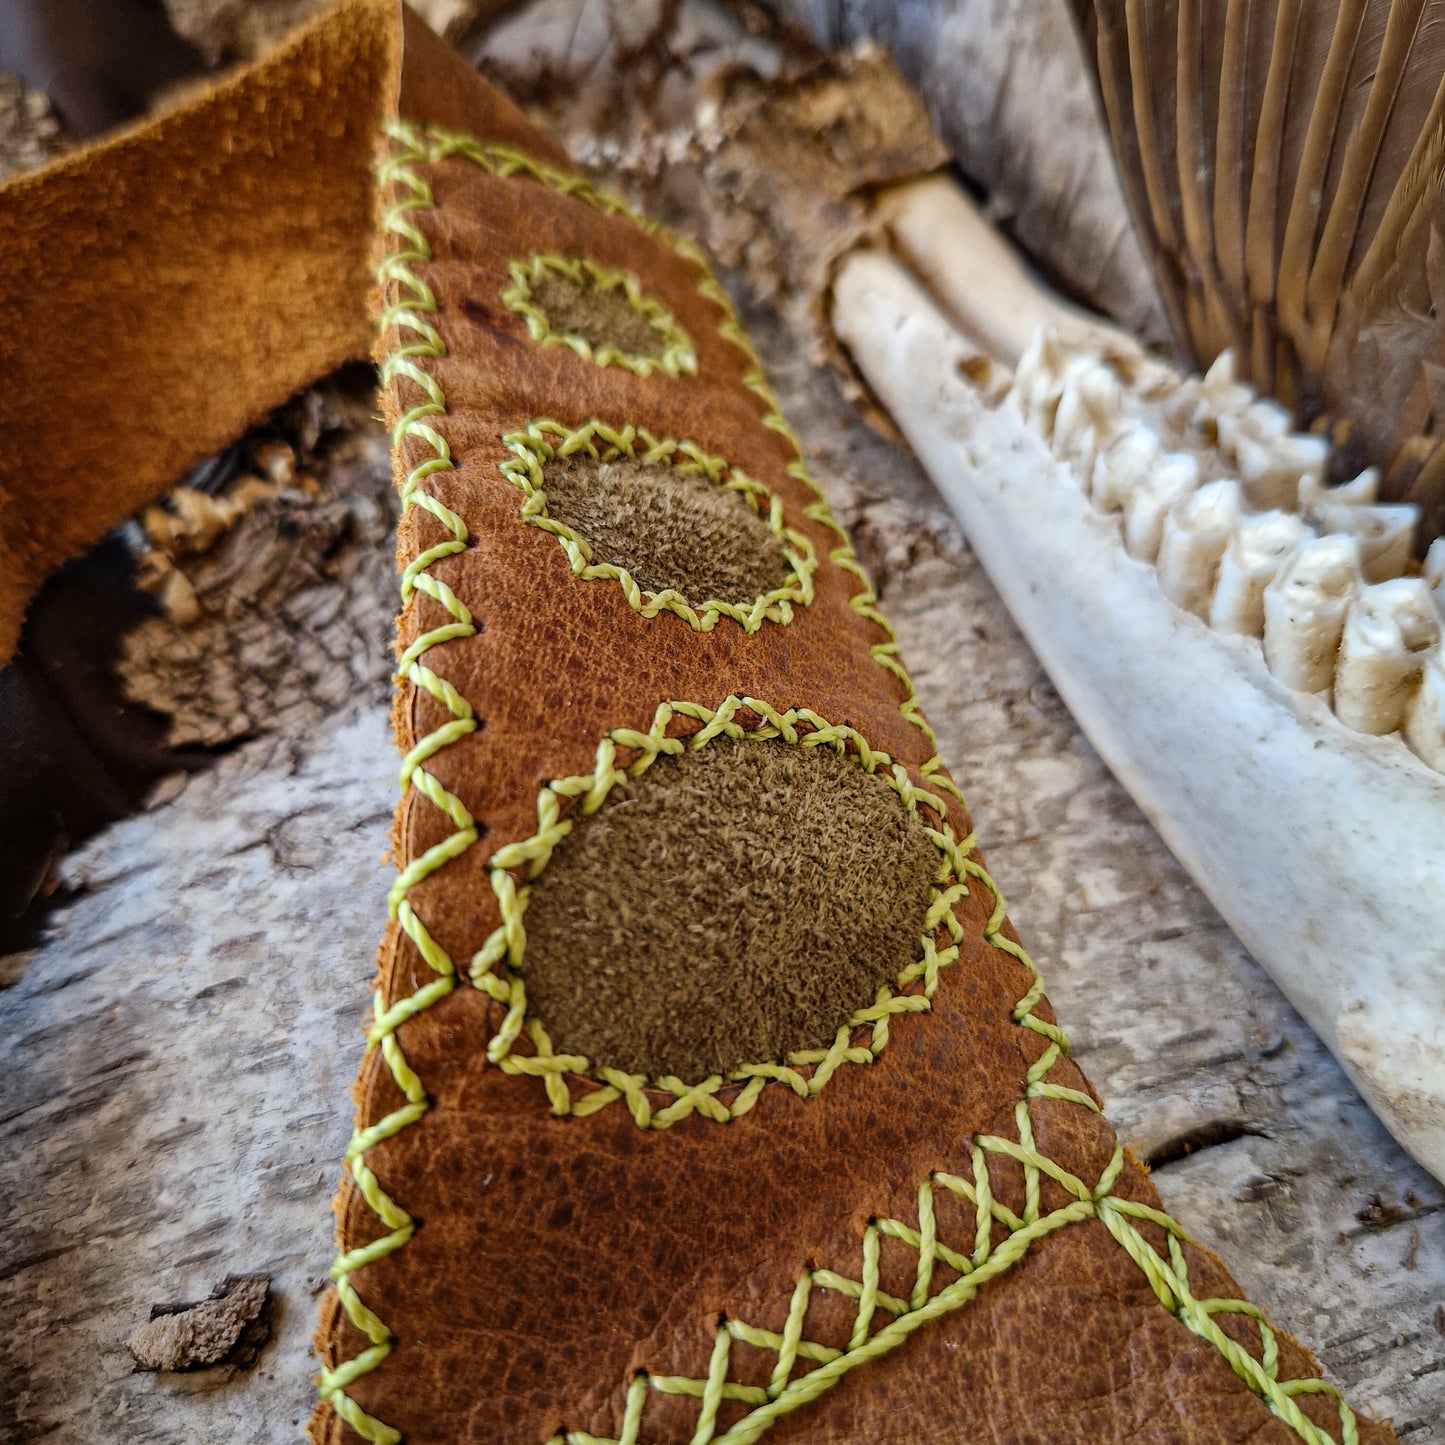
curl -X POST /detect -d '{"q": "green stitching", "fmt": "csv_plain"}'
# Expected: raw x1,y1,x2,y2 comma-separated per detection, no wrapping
501,252,697,377
318,121,1364,1445
467,695,969,1127
544,1104,1357,1445
387,119,954,793
500,420,817,632
319,126,481,1445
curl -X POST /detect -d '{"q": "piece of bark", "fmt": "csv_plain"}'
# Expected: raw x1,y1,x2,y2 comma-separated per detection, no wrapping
126,1274,272,1373
162,0,500,61
777,0,1170,347
115,378,397,750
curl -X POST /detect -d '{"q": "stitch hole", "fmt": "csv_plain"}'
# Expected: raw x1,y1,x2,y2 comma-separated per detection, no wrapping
519,736,940,1083
539,455,795,609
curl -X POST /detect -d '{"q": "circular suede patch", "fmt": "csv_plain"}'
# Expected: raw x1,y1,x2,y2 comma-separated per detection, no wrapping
520,736,940,1082
540,455,794,609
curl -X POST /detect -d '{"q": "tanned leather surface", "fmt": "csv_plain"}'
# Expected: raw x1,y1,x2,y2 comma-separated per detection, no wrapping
0,3,1395,1441
318,33,1391,1445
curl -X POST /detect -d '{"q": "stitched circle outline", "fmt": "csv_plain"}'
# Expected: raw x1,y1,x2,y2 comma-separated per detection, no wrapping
501,252,698,377
468,695,970,1129
499,420,818,633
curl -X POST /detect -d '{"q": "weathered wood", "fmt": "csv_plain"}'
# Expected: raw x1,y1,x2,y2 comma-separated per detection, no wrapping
779,0,1170,347
1,4,1441,1441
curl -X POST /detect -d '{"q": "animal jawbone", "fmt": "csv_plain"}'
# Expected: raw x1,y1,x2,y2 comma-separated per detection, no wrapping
831,198,1445,1182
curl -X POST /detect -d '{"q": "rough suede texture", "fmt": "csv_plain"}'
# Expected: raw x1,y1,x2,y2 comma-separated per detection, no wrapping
527,267,671,358
539,456,794,607
519,737,941,1081
0,2,1394,1441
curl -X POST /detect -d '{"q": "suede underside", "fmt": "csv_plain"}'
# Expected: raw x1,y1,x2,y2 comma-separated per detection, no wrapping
527,267,669,358
539,456,793,607
519,736,940,1081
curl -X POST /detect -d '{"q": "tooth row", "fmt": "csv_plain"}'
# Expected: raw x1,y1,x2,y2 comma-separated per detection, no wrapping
1011,330,1445,772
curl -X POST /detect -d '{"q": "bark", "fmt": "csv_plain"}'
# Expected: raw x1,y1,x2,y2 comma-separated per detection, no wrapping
779,0,1172,347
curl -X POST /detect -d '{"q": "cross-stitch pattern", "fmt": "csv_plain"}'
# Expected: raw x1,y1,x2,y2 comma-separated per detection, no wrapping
500,420,817,632
318,121,1364,1445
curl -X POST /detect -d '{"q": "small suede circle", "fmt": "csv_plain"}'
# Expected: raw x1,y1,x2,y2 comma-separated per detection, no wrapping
526,266,670,359
540,456,794,607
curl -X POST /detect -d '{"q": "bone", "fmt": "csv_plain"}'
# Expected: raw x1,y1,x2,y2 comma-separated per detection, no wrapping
878,176,1137,368
1333,580,1443,737
1405,654,1445,772
1263,535,1362,695
1123,453,1200,563
831,243,1445,1182
1157,480,1241,615
1209,511,1307,637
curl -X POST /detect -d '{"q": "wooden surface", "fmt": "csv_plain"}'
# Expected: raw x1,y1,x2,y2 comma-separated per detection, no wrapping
2,3,1442,1440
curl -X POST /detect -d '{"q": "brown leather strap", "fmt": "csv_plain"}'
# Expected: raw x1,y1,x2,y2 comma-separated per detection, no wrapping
0,6,1391,1443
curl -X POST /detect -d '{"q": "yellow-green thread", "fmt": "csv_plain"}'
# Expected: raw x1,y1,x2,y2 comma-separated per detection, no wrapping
500,420,816,632
319,121,1365,1445
467,695,969,1127
501,252,697,377
389,121,957,804
320,127,482,1445
544,1109,1357,1445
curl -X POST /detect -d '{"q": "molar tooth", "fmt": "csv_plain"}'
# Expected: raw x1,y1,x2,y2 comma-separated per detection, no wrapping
1229,427,1330,511
1209,511,1307,636
1123,453,1200,562
1424,537,1444,620
1091,422,1160,513
1316,500,1418,583
1334,580,1443,735
1263,533,1362,693
1244,397,1292,439
1157,479,1242,615
1052,362,1122,478
1405,654,1445,772
1166,349,1251,435
1011,327,1073,434
1300,466,1381,514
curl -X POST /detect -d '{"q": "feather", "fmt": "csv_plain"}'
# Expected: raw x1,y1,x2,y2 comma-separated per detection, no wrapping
1302,0,1430,374
1076,0,1445,546
1093,0,1199,355
1274,0,1368,348
1243,0,1299,311
1213,0,1264,304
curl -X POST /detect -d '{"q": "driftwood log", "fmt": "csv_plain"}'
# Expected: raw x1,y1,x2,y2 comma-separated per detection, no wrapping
0,3,1441,1441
